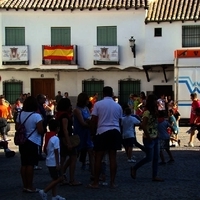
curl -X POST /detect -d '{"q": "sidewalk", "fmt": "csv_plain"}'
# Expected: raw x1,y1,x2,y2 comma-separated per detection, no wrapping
1,124,200,200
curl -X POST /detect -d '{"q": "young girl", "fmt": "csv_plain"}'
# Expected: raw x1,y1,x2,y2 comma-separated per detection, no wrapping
168,109,180,147
157,111,174,164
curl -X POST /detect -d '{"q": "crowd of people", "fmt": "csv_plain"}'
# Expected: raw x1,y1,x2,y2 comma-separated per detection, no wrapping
1,89,200,199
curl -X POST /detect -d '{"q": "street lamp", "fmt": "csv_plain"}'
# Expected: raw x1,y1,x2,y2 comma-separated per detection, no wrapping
129,36,136,58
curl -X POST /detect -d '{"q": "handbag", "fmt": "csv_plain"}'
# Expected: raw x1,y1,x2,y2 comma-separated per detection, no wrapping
62,134,80,148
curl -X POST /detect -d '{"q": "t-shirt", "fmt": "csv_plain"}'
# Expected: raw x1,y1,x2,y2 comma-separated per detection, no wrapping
169,115,179,134
0,104,9,119
121,115,140,139
190,100,200,124
157,119,170,140
92,97,123,135
16,111,43,146
142,110,158,138
46,136,60,167
157,99,166,111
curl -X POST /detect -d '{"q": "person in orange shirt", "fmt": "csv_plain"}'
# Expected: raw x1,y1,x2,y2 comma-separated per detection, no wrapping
0,95,13,140
89,93,98,113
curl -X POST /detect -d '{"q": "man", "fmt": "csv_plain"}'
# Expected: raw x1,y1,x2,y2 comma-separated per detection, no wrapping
0,95,12,140
89,86,123,188
63,92,69,98
55,91,62,104
188,93,200,147
0,95,15,157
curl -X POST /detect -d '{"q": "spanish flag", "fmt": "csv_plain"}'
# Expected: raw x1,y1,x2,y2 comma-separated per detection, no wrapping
43,45,74,60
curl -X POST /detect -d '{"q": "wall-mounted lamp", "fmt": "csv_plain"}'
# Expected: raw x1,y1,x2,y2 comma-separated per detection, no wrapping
55,71,60,81
129,36,136,58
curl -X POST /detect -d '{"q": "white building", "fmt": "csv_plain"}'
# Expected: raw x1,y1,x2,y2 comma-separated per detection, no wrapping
0,0,199,107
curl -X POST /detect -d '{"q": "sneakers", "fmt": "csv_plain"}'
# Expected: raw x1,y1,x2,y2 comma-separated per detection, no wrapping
39,190,47,200
52,195,66,200
188,142,194,147
34,165,42,170
127,159,136,163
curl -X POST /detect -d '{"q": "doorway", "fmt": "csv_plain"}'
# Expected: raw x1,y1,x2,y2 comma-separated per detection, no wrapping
31,78,55,99
154,85,173,99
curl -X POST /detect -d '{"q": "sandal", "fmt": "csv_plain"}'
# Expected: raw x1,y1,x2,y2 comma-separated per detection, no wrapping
86,184,99,189
25,188,40,193
60,175,69,186
69,181,82,186
130,167,136,179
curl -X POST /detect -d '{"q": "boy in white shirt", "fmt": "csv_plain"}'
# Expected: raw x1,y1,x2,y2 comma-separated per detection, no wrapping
39,119,66,200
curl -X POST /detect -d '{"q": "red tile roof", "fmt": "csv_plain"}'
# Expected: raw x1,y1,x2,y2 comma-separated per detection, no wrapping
0,0,148,11
1,0,199,23
145,0,200,23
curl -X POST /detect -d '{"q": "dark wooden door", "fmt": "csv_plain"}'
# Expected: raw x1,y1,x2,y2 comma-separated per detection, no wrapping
31,78,55,99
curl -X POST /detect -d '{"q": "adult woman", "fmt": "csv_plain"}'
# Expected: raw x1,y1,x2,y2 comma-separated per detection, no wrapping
73,92,94,178
56,98,81,186
130,94,163,182
16,96,44,192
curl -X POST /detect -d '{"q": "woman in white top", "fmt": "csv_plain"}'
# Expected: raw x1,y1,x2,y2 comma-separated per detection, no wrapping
16,96,44,193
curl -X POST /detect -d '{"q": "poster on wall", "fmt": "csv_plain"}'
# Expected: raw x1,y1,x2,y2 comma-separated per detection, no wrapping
93,46,119,62
2,46,28,62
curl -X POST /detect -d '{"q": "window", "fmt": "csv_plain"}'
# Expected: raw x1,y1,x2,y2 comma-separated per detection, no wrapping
154,28,162,37
95,26,118,65
51,27,71,64
51,27,71,45
97,26,117,46
182,25,200,47
82,79,104,100
118,79,140,106
5,27,25,45
3,80,23,104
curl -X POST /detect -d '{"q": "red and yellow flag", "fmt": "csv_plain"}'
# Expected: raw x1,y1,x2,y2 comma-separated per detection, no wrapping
43,45,74,60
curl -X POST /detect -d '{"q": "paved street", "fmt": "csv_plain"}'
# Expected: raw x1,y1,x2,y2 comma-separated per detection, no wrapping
1,124,200,200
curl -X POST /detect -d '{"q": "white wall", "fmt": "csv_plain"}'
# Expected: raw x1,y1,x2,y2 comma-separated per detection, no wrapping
144,21,200,65
0,9,146,69
0,9,176,96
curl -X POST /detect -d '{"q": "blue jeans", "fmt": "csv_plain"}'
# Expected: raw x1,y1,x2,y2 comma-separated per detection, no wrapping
133,137,159,178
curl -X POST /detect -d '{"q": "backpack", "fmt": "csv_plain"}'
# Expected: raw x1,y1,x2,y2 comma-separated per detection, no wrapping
14,112,35,145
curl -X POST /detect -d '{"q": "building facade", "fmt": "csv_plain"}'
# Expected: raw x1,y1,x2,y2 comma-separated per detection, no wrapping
0,0,199,107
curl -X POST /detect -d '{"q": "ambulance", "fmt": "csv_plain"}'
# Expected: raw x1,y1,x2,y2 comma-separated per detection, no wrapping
174,49,200,125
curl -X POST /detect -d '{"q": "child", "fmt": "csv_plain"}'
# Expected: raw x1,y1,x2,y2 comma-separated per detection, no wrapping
121,107,144,163
157,111,174,164
39,119,66,200
168,109,180,147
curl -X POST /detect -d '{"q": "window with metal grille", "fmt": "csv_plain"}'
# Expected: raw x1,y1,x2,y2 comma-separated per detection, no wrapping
3,80,23,104
51,27,71,64
5,27,25,45
82,79,104,100
118,79,141,107
97,26,117,46
182,25,200,47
